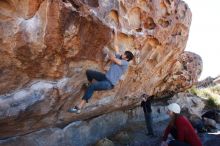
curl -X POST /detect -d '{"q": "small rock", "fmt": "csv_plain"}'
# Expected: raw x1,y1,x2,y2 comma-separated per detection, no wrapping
114,131,130,145
204,118,216,128
95,138,114,146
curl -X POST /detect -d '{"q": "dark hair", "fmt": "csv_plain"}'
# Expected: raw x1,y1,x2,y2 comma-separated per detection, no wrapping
124,51,134,62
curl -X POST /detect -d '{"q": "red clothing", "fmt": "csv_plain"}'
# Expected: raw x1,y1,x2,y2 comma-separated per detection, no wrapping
163,116,202,146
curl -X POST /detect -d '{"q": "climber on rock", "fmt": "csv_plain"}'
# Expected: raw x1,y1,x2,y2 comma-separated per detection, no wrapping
67,44,134,114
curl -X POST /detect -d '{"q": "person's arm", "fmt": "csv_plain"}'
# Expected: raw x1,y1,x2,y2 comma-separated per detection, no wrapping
141,101,144,107
113,29,120,55
162,124,172,141
176,117,185,141
148,96,154,101
109,53,122,65
113,44,120,55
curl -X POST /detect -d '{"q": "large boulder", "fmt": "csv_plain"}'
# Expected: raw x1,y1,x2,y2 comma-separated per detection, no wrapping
168,92,205,116
0,0,202,138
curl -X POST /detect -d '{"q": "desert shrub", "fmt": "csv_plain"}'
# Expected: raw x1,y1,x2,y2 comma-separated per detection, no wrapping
188,85,220,108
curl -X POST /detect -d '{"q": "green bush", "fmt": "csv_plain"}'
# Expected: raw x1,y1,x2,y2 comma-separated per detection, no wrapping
207,97,218,108
187,86,198,96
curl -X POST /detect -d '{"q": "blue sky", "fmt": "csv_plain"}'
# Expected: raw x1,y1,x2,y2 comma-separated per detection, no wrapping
184,0,220,80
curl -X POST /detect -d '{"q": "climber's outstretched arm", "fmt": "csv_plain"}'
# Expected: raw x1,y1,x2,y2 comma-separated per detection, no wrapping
109,53,122,65
113,44,120,54
113,28,120,55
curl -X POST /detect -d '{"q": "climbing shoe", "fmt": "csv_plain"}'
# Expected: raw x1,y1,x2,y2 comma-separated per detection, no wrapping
82,82,91,88
68,106,81,114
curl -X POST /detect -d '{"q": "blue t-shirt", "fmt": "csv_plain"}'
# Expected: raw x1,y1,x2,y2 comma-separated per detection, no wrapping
105,54,129,85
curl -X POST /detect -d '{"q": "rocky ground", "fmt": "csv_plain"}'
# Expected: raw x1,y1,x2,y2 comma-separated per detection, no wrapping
96,120,220,146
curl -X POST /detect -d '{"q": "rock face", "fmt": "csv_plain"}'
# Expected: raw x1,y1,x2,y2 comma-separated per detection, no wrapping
0,0,202,138
1,98,219,146
0,105,169,146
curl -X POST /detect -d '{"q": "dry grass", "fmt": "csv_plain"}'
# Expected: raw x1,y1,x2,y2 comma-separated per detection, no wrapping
187,85,220,108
